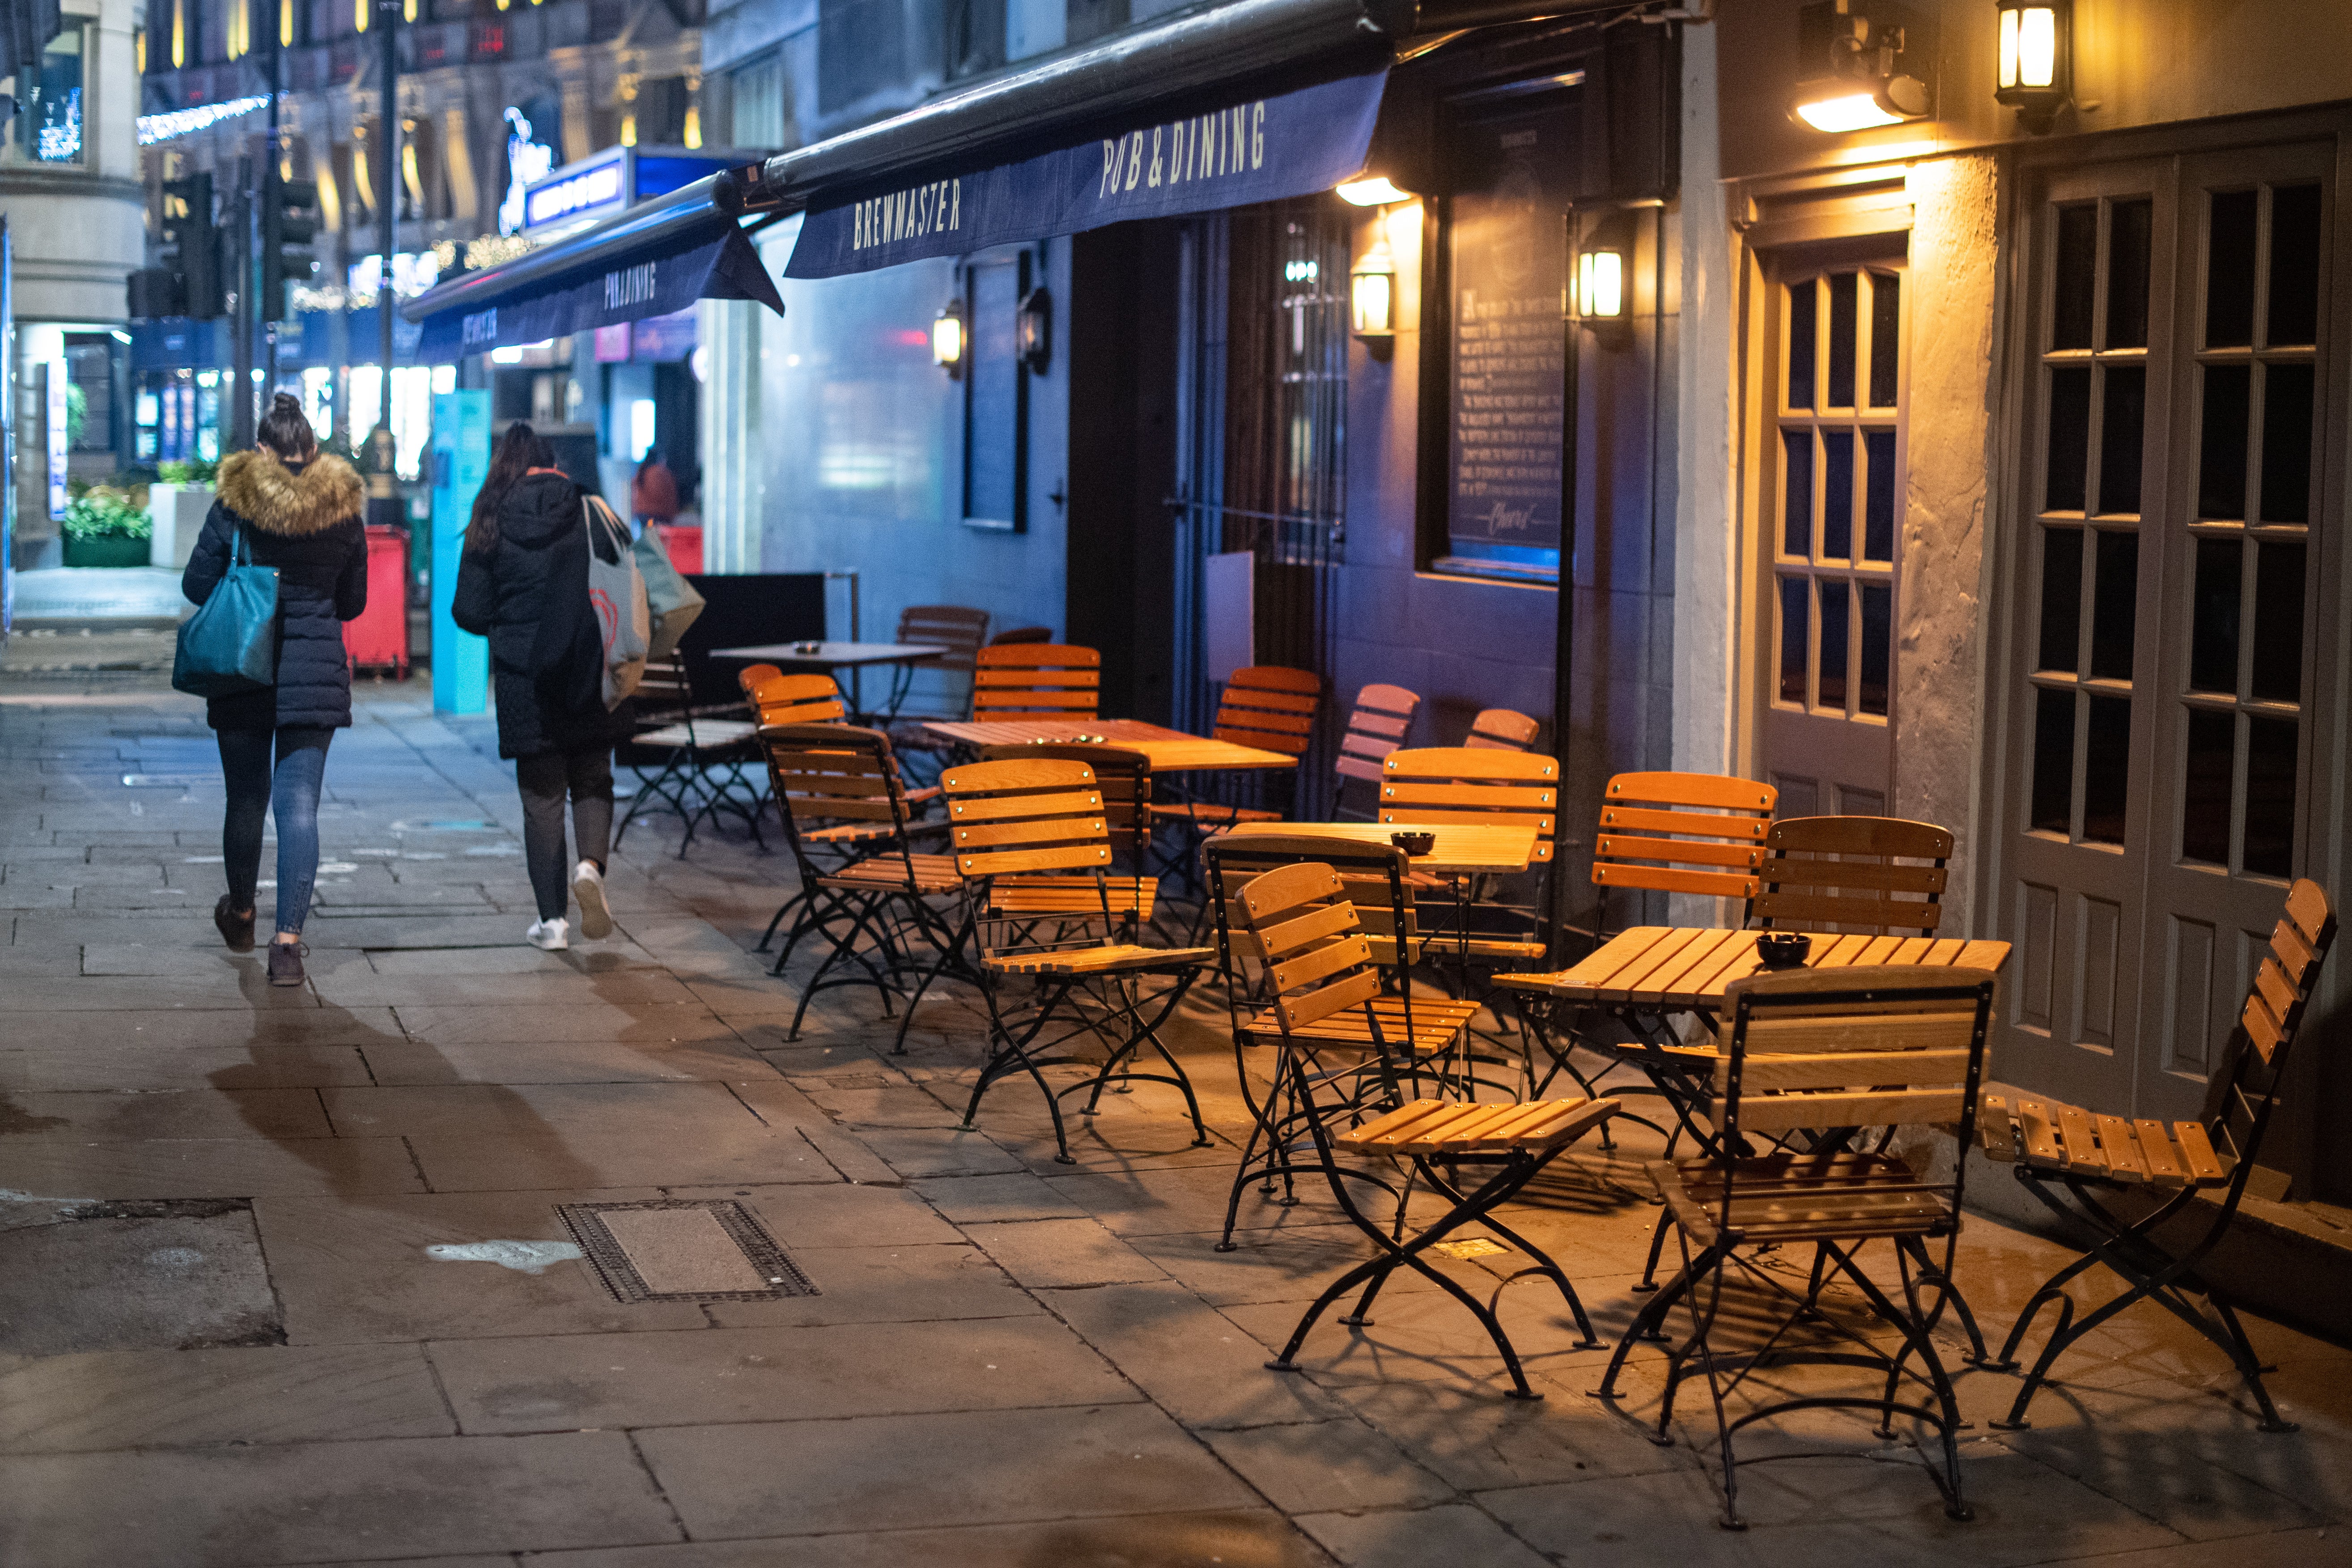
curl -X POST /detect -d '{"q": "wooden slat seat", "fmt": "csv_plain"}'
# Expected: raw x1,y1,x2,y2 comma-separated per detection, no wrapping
992,941,1218,976
1342,1096,1613,1155
1653,1153,1957,1246
1976,1093,2234,1188
634,717,757,750
815,854,963,895
993,874,1160,922
1239,994,1483,1053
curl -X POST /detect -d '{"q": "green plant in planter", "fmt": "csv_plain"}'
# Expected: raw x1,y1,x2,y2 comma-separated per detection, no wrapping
157,456,220,486
63,488,152,542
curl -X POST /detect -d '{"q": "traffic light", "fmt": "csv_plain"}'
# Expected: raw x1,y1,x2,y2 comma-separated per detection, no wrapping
259,168,319,324
133,172,224,320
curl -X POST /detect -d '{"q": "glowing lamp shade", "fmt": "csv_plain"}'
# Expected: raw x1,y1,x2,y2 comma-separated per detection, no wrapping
932,303,965,375
1350,239,1396,340
1577,248,1624,319
1995,1,2071,129
1336,176,1412,208
1794,91,1907,133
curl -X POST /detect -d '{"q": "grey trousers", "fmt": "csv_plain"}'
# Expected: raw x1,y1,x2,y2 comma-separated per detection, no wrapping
517,744,614,922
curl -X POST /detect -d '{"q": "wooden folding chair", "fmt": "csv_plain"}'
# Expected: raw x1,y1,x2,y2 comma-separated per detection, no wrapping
747,671,849,727
758,724,965,1042
616,654,765,854
1595,966,1999,1527
1978,879,2335,1432
1333,683,1419,820
1205,832,1485,1249
971,643,1100,720
938,757,1218,1163
989,625,1053,646
976,742,1160,935
881,605,990,781
1232,862,1618,1399
1378,746,1560,964
734,663,784,693
1464,708,1540,752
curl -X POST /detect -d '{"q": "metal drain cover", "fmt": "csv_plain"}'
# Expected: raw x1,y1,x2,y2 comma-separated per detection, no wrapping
557,1200,817,1304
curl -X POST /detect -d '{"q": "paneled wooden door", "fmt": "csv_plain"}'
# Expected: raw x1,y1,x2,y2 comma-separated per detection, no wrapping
1762,247,1907,820
1992,142,2337,1121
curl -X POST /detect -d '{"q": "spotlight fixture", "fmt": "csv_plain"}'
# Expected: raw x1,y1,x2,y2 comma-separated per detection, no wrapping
932,301,965,376
1995,0,2072,133
1789,0,1930,133
1336,175,1413,208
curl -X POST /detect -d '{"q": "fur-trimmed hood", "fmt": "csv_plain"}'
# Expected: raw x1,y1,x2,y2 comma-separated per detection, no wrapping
215,450,365,536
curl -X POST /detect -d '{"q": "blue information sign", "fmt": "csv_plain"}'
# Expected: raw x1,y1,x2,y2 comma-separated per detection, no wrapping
430,391,492,714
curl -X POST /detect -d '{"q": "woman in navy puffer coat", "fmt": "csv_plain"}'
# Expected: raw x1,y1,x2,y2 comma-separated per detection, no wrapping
182,393,366,987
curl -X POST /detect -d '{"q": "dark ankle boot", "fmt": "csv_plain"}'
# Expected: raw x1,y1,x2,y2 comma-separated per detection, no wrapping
267,940,308,987
214,895,256,953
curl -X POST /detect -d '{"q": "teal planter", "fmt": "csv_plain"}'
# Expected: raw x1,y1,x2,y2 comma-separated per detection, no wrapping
63,534,154,568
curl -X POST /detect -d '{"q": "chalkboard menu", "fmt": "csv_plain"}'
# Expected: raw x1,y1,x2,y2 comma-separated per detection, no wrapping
1444,95,1577,574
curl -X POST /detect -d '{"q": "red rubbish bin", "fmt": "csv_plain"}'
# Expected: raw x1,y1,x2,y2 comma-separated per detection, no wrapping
654,523,703,574
348,524,410,678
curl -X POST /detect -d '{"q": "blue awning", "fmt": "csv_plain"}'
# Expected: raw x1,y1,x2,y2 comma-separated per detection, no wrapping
406,176,787,363
785,67,1388,280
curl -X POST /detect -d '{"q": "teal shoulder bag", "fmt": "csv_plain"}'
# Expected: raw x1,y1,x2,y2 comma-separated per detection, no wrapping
173,524,280,698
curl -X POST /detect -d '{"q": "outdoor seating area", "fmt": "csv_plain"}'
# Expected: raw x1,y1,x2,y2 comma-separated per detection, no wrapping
600,616,2349,1532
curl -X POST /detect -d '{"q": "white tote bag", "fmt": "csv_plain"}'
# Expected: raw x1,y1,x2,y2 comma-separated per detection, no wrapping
584,494,651,708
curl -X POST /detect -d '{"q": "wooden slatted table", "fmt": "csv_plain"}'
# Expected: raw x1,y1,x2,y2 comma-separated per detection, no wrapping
919,718,1299,774
1498,925,2010,1010
1214,820,1541,877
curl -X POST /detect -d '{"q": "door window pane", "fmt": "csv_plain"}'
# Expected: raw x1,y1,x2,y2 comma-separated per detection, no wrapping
2053,204,2097,351
1778,575,1809,704
2250,540,2306,704
2259,362,2314,523
2031,688,2076,834
2089,530,2137,680
2244,717,2298,877
2097,366,2145,515
2266,184,2322,348
2196,364,2250,519
2106,198,2152,350
2037,527,2083,673
1787,280,1816,409
1859,583,1891,717
2046,367,2091,512
1818,579,1850,711
1781,430,1812,556
1827,272,1857,407
1868,270,1900,406
2083,695,2132,845
2188,538,2242,693
1863,430,1896,561
2205,188,2259,348
2181,708,2235,865
1821,431,1853,559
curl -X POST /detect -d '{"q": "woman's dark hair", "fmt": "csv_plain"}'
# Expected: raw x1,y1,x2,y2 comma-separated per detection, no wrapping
465,421,556,552
636,449,664,480
257,392,317,461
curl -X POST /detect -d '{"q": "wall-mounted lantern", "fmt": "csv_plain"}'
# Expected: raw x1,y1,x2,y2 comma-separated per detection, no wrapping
1336,175,1413,208
1995,0,2071,133
1350,235,1396,343
1789,0,1930,133
1017,287,1051,372
1576,246,1625,319
932,300,965,377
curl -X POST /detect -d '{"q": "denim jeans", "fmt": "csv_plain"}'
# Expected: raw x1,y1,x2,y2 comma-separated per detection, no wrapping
218,726,333,936
516,744,614,921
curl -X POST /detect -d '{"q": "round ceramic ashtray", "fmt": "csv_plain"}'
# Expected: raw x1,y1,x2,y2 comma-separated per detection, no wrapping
1755,933,1812,969
1389,831,1436,857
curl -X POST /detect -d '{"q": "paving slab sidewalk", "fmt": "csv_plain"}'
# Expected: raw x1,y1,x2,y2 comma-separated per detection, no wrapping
1,671,2349,1567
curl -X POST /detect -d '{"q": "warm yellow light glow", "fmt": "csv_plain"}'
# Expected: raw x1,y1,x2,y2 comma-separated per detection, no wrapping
280,0,293,46
1998,8,2019,89
172,0,184,66
355,0,367,33
620,114,637,147
1336,176,1411,208
932,309,964,369
682,105,701,149
226,0,247,59
1794,91,1905,133
2017,7,2057,87
402,142,422,210
136,26,146,71
1578,249,1624,318
1350,269,1393,336
403,0,416,20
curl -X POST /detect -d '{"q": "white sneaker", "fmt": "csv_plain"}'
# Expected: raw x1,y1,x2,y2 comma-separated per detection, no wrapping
526,917,570,951
572,860,612,940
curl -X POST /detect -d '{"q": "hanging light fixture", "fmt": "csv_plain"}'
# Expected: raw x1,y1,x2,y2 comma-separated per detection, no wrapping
1350,234,1396,342
1995,0,2071,133
1788,0,1930,133
932,300,966,376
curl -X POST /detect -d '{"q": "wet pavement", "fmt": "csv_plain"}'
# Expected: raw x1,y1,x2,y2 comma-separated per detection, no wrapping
3,667,2350,1567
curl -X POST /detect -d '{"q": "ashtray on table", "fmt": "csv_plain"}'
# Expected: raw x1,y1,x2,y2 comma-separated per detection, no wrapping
1754,933,1812,969
1389,831,1436,857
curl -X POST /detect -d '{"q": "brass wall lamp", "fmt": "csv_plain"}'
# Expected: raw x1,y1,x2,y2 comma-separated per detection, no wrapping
1995,0,2072,134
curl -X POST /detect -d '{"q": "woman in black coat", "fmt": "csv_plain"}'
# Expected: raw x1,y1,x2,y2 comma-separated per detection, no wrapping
182,393,367,987
451,421,628,949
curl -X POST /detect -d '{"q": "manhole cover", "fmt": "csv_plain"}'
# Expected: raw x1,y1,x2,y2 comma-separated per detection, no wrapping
557,1200,817,1304
0,1198,282,1354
